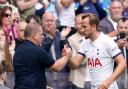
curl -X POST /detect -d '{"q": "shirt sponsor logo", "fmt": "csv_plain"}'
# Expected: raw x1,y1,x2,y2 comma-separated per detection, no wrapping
88,58,102,67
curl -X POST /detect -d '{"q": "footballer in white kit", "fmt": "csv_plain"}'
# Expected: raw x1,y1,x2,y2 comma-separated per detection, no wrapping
78,32,121,89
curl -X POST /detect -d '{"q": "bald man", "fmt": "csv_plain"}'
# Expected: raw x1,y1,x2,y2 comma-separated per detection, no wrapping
15,21,27,50
99,0,124,37
42,12,71,89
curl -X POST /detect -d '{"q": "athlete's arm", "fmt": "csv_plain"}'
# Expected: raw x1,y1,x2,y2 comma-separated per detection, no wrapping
98,54,127,89
68,53,85,69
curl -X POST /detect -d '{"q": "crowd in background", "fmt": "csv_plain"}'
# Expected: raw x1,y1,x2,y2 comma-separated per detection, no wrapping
0,0,128,89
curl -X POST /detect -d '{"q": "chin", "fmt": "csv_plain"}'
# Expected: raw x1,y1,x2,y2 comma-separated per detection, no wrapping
85,36,89,39
84,34,89,39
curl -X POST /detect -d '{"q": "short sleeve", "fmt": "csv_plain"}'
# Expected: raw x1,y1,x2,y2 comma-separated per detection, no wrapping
78,39,86,57
38,48,55,68
106,38,121,58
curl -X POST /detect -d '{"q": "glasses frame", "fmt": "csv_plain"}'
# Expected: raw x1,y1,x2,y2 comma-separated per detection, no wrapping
3,13,12,18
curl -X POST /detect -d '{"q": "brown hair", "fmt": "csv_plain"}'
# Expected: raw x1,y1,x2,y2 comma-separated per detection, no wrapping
0,6,12,26
0,60,6,75
0,26,13,72
24,22,42,38
82,13,100,30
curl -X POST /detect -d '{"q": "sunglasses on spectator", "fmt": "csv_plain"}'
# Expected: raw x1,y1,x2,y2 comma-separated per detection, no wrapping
3,13,11,18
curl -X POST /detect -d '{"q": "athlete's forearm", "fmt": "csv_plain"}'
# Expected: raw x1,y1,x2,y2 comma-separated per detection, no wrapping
107,54,126,86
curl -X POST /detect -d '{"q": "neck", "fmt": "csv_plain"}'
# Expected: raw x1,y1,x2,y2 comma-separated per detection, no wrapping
90,31,101,41
26,38,38,46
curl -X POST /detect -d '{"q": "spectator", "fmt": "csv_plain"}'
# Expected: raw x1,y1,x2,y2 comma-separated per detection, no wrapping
42,12,71,89
116,17,128,89
116,17,128,48
56,0,76,38
99,0,124,37
68,14,91,89
0,26,14,89
44,0,58,20
75,0,107,20
13,22,71,89
35,0,45,18
13,0,38,20
98,0,111,15
0,0,20,24
15,21,27,50
26,15,39,24
122,0,128,17
0,6,14,43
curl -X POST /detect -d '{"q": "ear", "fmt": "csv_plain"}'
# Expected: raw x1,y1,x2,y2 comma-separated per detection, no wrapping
91,24,96,29
32,33,37,40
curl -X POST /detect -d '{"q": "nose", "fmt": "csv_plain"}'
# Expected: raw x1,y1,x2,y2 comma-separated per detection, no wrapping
42,34,45,40
8,16,11,19
81,28,85,33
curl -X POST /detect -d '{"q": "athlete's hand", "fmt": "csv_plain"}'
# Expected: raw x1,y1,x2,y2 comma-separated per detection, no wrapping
98,79,112,89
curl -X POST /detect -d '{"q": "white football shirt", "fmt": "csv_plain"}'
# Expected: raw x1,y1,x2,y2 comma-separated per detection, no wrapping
79,32,121,89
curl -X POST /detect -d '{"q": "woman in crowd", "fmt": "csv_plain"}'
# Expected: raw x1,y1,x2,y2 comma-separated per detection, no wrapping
0,26,14,89
0,6,17,49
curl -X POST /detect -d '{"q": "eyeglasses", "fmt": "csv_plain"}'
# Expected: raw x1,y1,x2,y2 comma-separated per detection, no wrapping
19,29,25,32
3,13,11,18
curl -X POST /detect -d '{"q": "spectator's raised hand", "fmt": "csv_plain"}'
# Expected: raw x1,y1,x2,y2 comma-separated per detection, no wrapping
61,27,71,40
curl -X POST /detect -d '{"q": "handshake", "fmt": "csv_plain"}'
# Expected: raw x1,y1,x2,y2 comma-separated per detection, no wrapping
61,44,72,59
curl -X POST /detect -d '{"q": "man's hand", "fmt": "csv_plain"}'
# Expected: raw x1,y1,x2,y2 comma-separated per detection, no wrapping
61,44,72,58
98,78,112,89
61,27,71,40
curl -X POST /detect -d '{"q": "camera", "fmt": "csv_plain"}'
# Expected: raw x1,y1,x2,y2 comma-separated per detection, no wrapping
119,32,126,39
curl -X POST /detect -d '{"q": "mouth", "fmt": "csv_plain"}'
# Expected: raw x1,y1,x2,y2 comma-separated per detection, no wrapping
83,33,87,36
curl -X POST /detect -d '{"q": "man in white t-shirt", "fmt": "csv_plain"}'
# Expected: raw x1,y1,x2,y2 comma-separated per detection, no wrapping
63,13,127,89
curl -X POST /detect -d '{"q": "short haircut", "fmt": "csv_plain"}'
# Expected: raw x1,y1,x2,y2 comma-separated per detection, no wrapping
0,60,7,75
82,13,99,29
0,6,12,26
24,23,42,38
110,0,123,8
26,15,39,23
111,0,122,3
75,13,83,21
118,17,128,22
